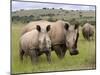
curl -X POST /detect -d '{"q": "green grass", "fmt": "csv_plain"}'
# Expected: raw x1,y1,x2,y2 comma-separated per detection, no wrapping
11,24,96,74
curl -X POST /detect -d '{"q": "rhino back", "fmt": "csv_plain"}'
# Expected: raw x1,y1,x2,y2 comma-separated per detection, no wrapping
21,20,51,35
49,21,66,45
20,29,39,51
83,23,94,33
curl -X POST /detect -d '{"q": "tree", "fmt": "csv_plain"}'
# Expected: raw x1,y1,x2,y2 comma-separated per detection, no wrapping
52,8,54,10
60,8,63,10
79,14,82,18
20,9,24,11
79,12,82,18
43,8,47,10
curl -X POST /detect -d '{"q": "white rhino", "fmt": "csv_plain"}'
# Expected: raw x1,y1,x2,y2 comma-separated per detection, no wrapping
19,25,51,63
82,23,94,40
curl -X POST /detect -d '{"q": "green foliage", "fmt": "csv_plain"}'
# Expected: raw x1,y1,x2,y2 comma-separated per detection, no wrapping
69,18,77,25
12,24,96,74
12,15,42,23
12,9,95,25
47,17,57,22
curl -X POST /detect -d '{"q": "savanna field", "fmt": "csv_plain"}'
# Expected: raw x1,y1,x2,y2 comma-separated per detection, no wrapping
12,23,96,74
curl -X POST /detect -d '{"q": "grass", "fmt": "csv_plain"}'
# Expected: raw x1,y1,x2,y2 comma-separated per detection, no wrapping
11,24,96,74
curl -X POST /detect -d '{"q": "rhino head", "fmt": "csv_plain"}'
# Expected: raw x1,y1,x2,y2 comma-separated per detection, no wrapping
65,23,79,55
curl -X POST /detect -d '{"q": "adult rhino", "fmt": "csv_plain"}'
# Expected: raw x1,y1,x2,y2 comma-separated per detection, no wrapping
65,23,79,55
19,25,51,64
49,21,79,58
82,23,94,40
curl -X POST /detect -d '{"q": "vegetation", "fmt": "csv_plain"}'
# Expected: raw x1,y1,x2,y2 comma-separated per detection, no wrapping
12,9,96,25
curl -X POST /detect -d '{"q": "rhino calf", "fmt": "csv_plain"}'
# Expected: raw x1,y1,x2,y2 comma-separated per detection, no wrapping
82,23,94,41
19,25,51,64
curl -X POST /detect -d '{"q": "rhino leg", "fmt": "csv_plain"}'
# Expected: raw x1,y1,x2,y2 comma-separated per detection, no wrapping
37,51,43,56
87,35,90,41
45,51,51,63
30,49,38,64
62,50,66,57
19,49,25,61
61,45,67,57
53,45,64,59
82,31,88,40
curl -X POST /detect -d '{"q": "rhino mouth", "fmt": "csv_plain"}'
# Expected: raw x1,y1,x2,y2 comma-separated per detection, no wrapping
70,49,79,55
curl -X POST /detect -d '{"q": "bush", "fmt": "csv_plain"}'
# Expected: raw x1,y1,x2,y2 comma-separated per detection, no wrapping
88,20,96,25
78,20,96,26
47,17,57,22
69,18,79,25
12,15,42,23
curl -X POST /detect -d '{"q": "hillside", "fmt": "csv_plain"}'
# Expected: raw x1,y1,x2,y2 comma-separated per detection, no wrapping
12,9,96,25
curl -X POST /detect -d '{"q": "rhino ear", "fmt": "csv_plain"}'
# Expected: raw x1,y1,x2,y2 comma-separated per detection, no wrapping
74,23,79,29
64,23,69,30
36,25,41,32
46,25,51,32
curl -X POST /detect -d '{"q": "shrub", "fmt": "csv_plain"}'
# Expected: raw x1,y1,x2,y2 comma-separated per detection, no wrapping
47,17,57,22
